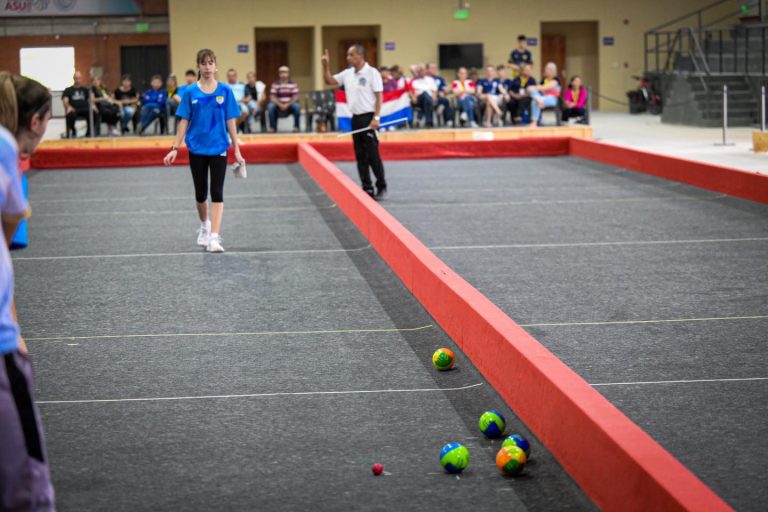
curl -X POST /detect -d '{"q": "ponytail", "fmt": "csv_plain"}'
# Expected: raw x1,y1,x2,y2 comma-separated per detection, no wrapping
0,72,19,134
0,72,51,136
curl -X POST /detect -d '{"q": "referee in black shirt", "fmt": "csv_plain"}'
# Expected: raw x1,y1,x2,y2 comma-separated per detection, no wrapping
322,45,387,200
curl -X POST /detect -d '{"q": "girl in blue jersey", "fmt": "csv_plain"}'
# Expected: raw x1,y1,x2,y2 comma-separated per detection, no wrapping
0,72,55,511
164,48,244,253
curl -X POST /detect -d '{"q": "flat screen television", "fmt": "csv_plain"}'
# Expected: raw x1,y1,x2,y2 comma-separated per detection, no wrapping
438,44,483,69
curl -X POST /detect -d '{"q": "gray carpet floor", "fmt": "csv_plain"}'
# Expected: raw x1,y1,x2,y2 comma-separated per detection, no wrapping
337,156,768,511
14,164,593,511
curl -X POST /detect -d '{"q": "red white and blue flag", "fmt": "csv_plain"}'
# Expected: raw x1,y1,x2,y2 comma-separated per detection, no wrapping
334,89,412,132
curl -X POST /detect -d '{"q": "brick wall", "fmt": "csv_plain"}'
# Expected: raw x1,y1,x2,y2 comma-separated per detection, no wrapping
0,33,170,89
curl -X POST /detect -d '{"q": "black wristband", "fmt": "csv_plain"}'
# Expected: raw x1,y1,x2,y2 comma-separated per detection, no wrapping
170,146,178,151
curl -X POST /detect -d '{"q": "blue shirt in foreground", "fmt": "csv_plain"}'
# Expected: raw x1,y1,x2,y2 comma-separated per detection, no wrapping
0,126,25,355
176,82,240,156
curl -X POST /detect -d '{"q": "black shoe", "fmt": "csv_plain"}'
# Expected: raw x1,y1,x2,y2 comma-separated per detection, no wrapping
375,188,388,201
364,189,375,199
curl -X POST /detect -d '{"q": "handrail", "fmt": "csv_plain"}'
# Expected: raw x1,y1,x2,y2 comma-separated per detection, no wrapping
645,2,767,76
646,0,732,33
646,0,761,34
689,28,712,75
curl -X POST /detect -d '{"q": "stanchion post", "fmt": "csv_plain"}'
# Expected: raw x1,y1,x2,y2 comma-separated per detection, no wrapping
88,89,95,139
761,84,766,132
722,84,727,145
715,84,734,146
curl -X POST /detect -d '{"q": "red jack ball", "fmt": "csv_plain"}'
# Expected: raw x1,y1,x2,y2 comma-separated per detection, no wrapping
372,463,383,476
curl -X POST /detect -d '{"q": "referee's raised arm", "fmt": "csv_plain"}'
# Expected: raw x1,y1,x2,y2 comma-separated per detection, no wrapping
322,49,338,86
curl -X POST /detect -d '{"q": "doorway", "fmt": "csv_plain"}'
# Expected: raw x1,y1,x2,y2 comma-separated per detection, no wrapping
254,27,313,93
120,45,168,92
540,21,599,109
256,41,288,87
322,25,380,76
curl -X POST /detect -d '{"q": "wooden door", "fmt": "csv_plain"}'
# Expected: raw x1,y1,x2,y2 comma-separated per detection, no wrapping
541,34,566,81
256,41,288,86
338,39,378,69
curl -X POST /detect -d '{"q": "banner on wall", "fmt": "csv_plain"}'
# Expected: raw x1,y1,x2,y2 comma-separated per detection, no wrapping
1,0,142,17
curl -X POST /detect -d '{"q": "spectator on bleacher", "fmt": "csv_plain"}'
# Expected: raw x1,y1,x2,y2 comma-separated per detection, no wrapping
409,65,438,128
381,67,397,92
226,68,250,131
90,76,120,136
497,65,514,125
469,69,480,83
427,63,454,127
170,70,196,135
138,75,168,135
114,75,139,134
63,71,98,138
452,67,478,128
245,71,266,131
166,74,178,117
508,35,533,76
268,66,301,133
173,69,196,107
529,62,562,127
508,63,537,124
476,65,502,127
563,75,588,123
390,65,408,90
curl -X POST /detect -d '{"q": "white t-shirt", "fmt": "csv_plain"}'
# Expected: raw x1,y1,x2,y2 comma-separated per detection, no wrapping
333,63,383,115
230,81,247,102
411,76,437,96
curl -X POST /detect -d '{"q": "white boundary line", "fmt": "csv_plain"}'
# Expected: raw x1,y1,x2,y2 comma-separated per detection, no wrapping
386,194,726,209
591,377,768,387
29,192,325,204
36,382,484,405
26,324,434,342
431,237,768,251
17,237,767,262
520,315,768,328
12,244,372,261
32,203,336,217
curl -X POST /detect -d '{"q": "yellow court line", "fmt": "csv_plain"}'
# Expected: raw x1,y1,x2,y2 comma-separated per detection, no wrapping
26,324,434,342
520,315,768,328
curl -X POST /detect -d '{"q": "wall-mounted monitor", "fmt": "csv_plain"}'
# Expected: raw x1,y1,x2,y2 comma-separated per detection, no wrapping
438,44,483,69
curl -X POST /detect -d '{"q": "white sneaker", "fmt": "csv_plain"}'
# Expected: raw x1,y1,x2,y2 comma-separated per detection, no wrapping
470,121,479,128
459,112,468,122
446,120,454,128
207,234,224,253
197,222,210,246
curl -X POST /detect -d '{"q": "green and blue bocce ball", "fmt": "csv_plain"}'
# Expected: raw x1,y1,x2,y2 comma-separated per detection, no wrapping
502,434,531,458
439,442,470,474
478,410,506,437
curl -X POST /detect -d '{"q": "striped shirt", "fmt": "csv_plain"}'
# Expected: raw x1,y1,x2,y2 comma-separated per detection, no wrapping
270,80,299,104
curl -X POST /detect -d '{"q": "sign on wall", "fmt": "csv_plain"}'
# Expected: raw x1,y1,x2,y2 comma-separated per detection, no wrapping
603,37,616,46
384,42,396,51
2,0,142,17
527,38,538,46
237,44,249,53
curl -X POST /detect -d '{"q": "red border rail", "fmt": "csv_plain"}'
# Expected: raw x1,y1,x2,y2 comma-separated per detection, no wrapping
298,141,734,511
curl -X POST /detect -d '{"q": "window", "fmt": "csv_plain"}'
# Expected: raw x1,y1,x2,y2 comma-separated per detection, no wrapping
19,47,75,91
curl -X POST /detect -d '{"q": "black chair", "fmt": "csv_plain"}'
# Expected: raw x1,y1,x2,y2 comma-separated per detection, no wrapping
304,90,336,132
539,97,563,127
561,89,591,125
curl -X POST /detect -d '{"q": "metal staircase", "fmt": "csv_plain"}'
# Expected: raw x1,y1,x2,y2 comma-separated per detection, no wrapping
643,0,767,126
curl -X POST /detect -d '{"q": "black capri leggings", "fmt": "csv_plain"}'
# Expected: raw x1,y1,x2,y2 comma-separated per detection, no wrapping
189,153,227,203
